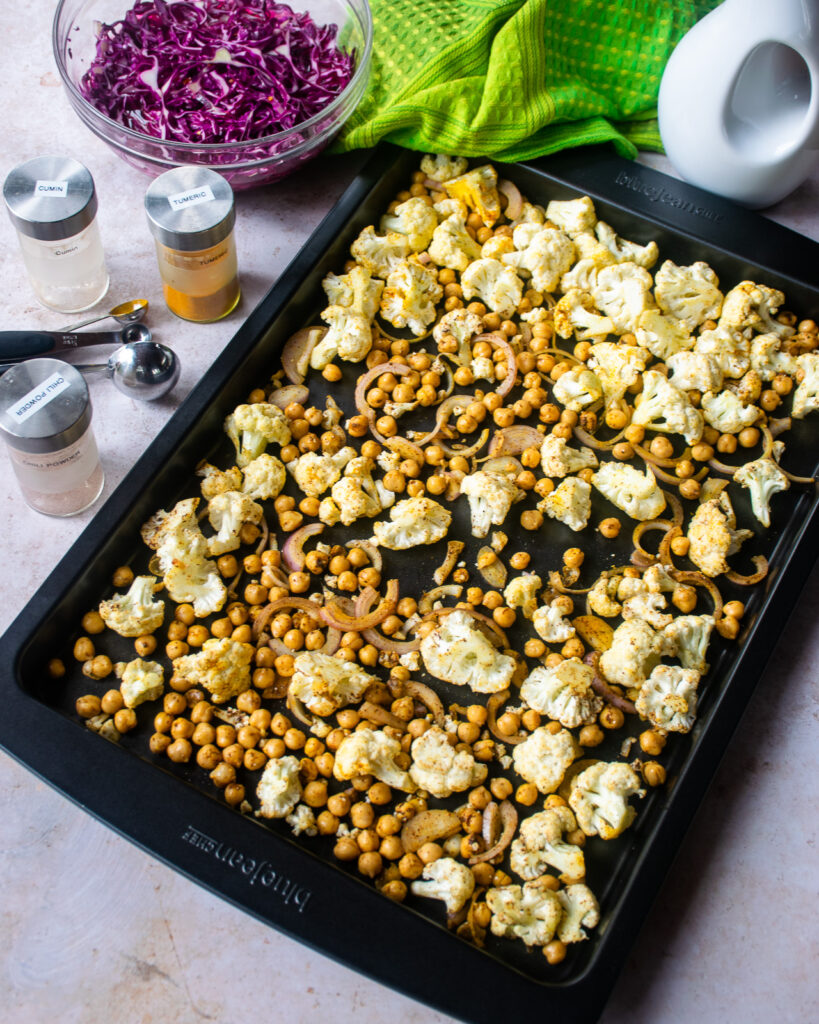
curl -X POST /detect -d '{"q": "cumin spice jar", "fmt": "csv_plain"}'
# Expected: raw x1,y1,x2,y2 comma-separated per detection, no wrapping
144,167,240,323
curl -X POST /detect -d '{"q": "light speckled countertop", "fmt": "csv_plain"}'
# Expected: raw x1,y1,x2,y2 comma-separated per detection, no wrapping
1,6,818,1024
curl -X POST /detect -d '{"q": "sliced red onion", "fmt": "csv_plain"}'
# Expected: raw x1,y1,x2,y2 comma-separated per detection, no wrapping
281,522,325,572
269,384,310,409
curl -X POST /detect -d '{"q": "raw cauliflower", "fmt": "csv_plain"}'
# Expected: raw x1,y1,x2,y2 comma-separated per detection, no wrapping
172,637,254,703
241,453,286,501
591,462,666,522
372,496,451,549
501,224,576,293
503,573,543,620
587,341,649,408
99,574,165,637
540,435,598,478
443,164,501,226
509,806,586,883
634,309,694,361
117,658,164,708
332,728,416,792
520,659,602,729
206,490,263,556
733,456,790,527
288,651,377,717
225,402,291,467
512,726,579,794
287,446,356,498
556,884,600,944
380,259,442,336
551,367,604,412
318,456,393,527
632,369,704,445
350,224,410,278
665,350,724,393
420,154,468,182
486,878,563,947
687,493,754,577
256,755,302,819
636,664,700,733
427,214,482,271
661,614,714,674
592,262,656,334
532,599,576,643
460,258,524,318
654,260,723,330
545,196,597,238
419,609,515,694
459,469,522,537
380,197,438,252
598,619,662,690
409,725,488,797
701,390,761,434
538,476,593,532
411,858,475,916
553,290,614,342
719,280,794,339
793,352,819,419
595,220,658,268
569,762,645,839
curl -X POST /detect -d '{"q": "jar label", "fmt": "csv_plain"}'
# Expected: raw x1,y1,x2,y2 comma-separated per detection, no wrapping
167,185,215,211
8,372,71,424
35,179,69,198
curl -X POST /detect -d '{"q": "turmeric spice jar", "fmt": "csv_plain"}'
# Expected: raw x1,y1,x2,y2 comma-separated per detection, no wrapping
144,167,240,323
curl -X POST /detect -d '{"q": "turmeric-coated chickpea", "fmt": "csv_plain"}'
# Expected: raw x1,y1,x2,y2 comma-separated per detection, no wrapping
210,762,236,788
150,732,172,755
303,780,329,808
642,761,667,787
81,610,105,635
166,738,192,763
579,724,605,747
224,783,246,807
543,939,567,965
639,730,666,756
417,842,443,865
717,614,741,639
357,851,383,878
114,708,137,733
333,836,359,861
75,694,101,719
599,704,625,730
350,801,375,829
73,636,95,662
170,718,195,741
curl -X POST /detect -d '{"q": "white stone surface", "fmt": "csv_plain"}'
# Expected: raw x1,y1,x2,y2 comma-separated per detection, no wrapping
1,5,818,1024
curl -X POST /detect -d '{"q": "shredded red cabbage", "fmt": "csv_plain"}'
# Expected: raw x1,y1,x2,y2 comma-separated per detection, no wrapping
80,0,355,145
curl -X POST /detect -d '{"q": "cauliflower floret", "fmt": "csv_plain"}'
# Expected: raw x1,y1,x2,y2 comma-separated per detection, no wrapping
654,260,723,330
592,262,656,334
503,573,542,620
206,490,263,556
501,225,575,293
319,456,393,527
486,878,563,947
540,435,598,478
556,883,600,944
553,289,614,342
509,806,586,883
591,462,666,522
225,402,291,468
420,154,468,182
733,456,790,527
694,326,751,379
286,804,317,837
545,196,597,238
381,196,438,252
701,390,761,433
443,165,501,226
587,342,649,408
372,496,451,549
793,352,819,418
380,259,442,336
661,614,714,674
432,307,484,364
172,637,254,703
314,266,384,369
289,651,377,717
350,224,411,278
99,574,165,637
598,619,662,690
241,453,286,501
620,581,673,630
512,726,579,794
559,233,614,292
427,215,482,271
666,350,724,393
719,280,794,339
551,366,604,411
419,609,515,694
636,664,700,733
569,762,645,839
332,728,416,791
409,726,487,798
749,333,798,381
538,476,592,532
686,493,753,577
481,234,516,261
520,660,602,729
433,197,469,220
532,599,576,643
287,446,355,498
411,857,475,916
587,576,622,617
117,658,164,708
197,462,243,500
595,220,658,269
256,755,302,819
632,369,704,444
634,309,694,361
459,469,522,538
460,258,524,318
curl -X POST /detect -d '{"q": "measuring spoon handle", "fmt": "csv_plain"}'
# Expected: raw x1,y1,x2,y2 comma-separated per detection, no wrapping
0,330,122,361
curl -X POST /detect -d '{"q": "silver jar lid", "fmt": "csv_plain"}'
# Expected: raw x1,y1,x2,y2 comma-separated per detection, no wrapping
144,166,235,252
3,156,98,241
0,359,91,454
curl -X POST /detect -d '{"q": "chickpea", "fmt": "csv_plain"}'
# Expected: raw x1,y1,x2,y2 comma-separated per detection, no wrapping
639,730,666,756
717,614,741,639
75,694,102,719
166,739,193,763
598,517,621,538
543,939,567,965
672,584,698,613
642,761,667,787
333,837,360,862
520,509,544,531
579,724,604,747
73,636,95,662
599,704,625,730
113,708,137,733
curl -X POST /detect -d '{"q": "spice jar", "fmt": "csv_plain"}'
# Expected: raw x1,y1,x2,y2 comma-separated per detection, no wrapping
0,358,104,517
144,167,240,323
3,156,109,313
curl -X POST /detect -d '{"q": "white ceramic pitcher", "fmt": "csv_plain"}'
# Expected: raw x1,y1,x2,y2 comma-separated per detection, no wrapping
658,0,819,207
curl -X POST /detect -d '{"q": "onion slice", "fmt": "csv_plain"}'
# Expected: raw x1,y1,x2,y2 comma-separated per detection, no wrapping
404,680,446,727
281,522,324,572
321,579,399,630
472,332,518,398
498,179,523,220
584,652,637,715
354,361,415,443
433,540,465,586
487,689,525,744
489,425,543,457
268,383,309,409
282,327,325,384
469,800,518,865
359,701,407,731
725,556,769,585
573,425,625,451
438,427,490,460
252,595,323,641
418,584,463,616
669,570,724,620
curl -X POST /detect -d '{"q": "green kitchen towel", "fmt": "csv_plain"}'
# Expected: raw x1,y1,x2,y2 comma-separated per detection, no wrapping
334,0,721,160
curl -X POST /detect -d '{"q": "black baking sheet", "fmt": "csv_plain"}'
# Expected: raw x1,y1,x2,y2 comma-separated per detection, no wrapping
1,143,818,1024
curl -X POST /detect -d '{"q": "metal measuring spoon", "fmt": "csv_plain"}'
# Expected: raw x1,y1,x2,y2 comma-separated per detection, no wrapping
0,321,153,362
60,299,149,332
74,340,180,401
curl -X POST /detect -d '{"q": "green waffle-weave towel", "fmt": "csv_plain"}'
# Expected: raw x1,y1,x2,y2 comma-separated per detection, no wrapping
334,0,720,160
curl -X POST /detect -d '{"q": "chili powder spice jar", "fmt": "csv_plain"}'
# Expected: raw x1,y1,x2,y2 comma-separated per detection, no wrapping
0,358,104,517
144,167,240,323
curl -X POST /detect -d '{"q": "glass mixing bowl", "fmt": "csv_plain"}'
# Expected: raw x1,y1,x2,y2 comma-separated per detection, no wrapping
52,0,372,190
